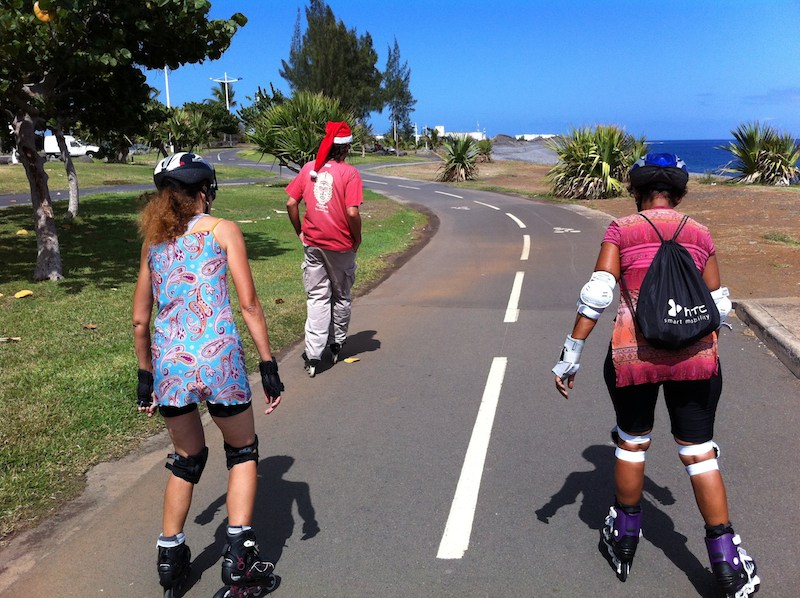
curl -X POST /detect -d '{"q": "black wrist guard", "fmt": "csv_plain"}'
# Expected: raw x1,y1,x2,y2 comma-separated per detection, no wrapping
137,369,154,408
259,359,284,400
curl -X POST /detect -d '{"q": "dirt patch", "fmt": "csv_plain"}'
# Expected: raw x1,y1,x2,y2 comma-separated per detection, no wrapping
378,161,800,300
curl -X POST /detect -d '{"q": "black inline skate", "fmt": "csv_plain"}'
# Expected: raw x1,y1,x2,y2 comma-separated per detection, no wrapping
600,503,642,581
330,341,344,364
157,542,191,598
214,529,277,597
705,528,760,598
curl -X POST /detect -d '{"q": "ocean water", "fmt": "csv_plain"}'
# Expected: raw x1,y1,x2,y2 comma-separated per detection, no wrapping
492,138,738,174
647,139,734,174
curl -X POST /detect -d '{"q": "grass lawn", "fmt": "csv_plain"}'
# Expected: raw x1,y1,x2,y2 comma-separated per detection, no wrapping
0,160,274,195
0,182,427,541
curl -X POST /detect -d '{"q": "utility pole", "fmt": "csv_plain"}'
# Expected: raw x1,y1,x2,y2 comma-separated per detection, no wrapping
210,72,242,147
164,67,171,108
164,67,173,154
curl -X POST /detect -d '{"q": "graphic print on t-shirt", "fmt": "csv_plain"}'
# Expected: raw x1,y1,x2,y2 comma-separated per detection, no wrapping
313,171,333,212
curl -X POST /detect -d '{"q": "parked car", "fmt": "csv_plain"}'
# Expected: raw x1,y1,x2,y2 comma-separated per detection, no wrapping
43,135,100,158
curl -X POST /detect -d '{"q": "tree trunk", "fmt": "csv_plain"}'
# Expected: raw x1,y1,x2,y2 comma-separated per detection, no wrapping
15,112,64,281
53,126,80,220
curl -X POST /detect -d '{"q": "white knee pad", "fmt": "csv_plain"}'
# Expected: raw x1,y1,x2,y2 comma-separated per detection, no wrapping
679,441,720,476
614,427,651,463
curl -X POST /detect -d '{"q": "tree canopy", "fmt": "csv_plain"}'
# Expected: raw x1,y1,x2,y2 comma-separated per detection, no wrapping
383,38,416,142
248,91,354,173
279,0,382,120
0,0,246,280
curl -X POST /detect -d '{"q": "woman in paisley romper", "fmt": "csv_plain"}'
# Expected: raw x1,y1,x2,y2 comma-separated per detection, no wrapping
133,153,284,594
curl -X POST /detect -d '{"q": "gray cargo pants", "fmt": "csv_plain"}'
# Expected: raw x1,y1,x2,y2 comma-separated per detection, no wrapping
302,244,357,360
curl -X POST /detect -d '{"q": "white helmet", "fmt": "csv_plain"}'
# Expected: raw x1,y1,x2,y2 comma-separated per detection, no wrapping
154,152,217,194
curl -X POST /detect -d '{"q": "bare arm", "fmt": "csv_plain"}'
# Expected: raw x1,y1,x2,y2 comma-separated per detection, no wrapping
286,195,304,243
132,244,158,416
702,254,722,290
132,243,154,371
347,205,361,252
570,242,621,340
555,242,620,398
215,220,274,363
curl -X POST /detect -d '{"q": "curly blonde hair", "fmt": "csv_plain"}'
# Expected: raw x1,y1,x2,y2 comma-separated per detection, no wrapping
138,185,199,246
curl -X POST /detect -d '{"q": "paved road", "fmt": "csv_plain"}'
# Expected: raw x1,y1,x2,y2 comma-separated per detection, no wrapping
1,157,798,597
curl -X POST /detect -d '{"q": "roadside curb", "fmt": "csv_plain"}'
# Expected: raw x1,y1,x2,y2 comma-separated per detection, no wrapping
735,300,800,379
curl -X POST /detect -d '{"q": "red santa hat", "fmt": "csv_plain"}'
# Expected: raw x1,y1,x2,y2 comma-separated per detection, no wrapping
310,121,353,179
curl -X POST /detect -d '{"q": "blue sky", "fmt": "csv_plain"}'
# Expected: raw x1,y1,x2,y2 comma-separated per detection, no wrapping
146,0,800,140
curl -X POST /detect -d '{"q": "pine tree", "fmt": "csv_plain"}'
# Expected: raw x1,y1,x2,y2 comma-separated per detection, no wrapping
279,0,382,120
383,37,417,144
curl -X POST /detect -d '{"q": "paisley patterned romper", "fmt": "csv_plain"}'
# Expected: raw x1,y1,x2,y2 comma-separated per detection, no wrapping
148,216,251,408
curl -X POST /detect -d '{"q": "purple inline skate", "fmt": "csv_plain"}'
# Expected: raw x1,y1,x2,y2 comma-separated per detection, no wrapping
601,503,642,581
705,529,760,597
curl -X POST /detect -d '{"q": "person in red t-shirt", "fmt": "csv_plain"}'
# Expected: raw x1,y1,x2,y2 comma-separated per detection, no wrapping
286,121,363,377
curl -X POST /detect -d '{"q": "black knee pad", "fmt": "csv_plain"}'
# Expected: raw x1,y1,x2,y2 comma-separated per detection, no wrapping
166,446,209,484
224,435,259,470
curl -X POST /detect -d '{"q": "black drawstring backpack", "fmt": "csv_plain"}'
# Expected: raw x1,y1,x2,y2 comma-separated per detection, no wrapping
622,214,719,350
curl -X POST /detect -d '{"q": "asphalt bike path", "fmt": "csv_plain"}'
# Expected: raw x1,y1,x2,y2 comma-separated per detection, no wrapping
1,155,798,596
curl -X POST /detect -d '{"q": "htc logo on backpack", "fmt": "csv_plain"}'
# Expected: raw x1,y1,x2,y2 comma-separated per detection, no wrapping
667,299,710,319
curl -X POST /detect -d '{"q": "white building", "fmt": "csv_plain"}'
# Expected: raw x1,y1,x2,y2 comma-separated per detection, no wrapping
432,125,486,141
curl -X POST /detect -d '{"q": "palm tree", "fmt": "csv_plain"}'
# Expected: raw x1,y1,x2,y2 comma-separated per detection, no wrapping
719,121,800,185
426,127,441,150
477,138,493,163
248,91,354,172
436,135,478,182
546,125,646,199
211,82,236,111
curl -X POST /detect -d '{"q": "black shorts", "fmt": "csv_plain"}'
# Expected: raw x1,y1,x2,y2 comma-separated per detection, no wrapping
603,348,722,443
159,402,252,418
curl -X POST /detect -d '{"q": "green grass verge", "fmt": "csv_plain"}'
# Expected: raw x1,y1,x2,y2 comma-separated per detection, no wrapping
763,232,800,246
0,183,427,540
0,161,274,195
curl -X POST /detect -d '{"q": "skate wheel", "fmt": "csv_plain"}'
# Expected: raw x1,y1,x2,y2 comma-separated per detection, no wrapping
618,562,630,582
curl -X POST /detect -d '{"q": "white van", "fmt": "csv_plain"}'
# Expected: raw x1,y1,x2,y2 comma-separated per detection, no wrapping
43,135,100,158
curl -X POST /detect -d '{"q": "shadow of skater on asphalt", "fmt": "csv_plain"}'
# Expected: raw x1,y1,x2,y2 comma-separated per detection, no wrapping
313,329,382,376
535,444,719,596
338,329,380,360
178,455,319,594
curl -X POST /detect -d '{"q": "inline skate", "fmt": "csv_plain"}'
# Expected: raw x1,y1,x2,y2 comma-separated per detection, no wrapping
157,542,191,598
215,529,277,597
600,503,642,581
705,528,760,597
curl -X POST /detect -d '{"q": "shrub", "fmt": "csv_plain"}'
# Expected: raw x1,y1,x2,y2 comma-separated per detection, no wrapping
477,138,493,163
546,125,647,199
436,135,478,182
719,121,800,185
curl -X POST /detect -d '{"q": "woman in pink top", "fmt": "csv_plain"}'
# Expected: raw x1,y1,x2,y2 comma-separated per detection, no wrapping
552,154,759,596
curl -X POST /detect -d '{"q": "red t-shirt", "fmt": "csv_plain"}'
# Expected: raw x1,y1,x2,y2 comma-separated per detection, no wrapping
286,160,363,252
